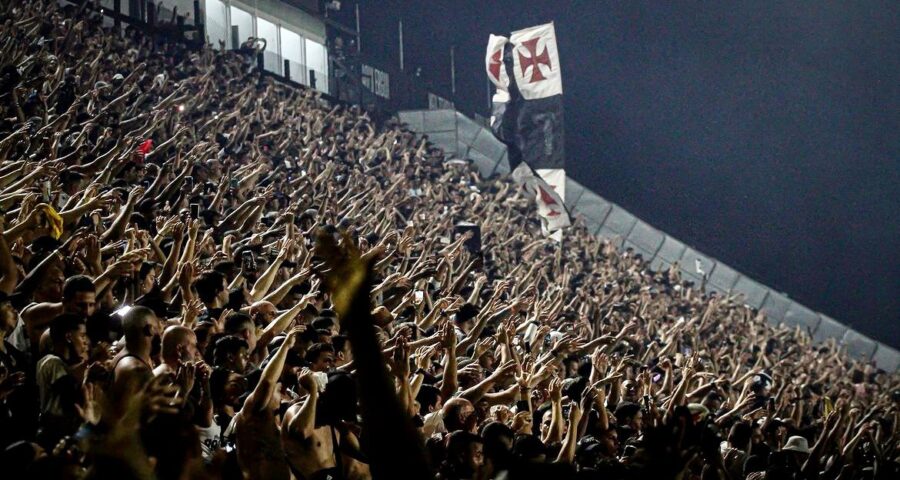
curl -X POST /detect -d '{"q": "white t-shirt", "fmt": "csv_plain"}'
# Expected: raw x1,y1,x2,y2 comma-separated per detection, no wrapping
197,423,223,459
422,410,445,437
8,316,29,356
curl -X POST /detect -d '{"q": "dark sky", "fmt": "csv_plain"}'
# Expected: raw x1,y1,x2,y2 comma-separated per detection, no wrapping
342,1,900,348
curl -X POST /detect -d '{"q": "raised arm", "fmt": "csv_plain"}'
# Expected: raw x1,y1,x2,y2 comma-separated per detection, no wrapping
285,368,319,438
256,296,314,353
243,327,300,413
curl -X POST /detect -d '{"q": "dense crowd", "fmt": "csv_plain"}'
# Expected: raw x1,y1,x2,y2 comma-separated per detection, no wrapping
0,1,897,479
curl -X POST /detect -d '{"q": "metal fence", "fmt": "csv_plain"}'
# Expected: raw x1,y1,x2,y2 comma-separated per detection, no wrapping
397,109,900,371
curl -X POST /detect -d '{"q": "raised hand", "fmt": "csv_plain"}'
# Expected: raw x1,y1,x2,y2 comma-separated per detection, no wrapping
548,377,563,403
181,298,203,328
473,337,496,359
297,367,317,393
75,382,102,425
389,337,411,379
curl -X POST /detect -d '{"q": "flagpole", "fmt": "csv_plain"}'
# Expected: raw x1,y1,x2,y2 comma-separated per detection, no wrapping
355,3,361,52
399,18,404,71
451,45,456,95
486,75,491,110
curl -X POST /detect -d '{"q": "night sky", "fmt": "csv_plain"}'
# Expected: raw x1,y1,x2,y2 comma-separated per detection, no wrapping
339,1,900,348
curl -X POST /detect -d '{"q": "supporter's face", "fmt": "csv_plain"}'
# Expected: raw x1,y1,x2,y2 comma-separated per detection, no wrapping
224,373,248,406
68,324,89,360
459,319,474,333
65,291,97,318
431,395,444,413
240,325,257,352
631,411,643,431
43,266,65,300
253,304,277,326
141,269,157,295
336,344,352,366
541,410,553,437
232,347,249,373
463,405,479,433
311,351,335,372
479,352,495,370
600,431,619,456
179,333,199,363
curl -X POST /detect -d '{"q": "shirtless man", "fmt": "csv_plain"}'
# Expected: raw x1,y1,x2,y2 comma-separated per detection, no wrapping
230,326,302,480
112,306,156,390
152,325,198,378
283,369,371,480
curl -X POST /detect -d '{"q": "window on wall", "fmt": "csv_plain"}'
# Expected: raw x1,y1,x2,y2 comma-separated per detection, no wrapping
305,39,328,93
256,17,280,74
280,27,304,84
229,5,253,50
158,1,196,24
205,0,228,49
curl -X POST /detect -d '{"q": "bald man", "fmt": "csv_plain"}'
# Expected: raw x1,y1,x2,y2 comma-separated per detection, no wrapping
443,397,477,434
153,325,199,377
249,301,277,328
113,306,157,390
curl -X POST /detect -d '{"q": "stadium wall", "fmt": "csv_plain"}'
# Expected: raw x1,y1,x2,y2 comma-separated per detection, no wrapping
397,109,900,372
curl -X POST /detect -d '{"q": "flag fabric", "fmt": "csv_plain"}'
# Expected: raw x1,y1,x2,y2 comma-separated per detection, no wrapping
509,23,563,100
487,22,570,235
138,139,153,154
511,162,570,233
485,34,510,92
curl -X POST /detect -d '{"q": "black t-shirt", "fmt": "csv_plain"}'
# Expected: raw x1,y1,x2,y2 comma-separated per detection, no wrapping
0,341,38,448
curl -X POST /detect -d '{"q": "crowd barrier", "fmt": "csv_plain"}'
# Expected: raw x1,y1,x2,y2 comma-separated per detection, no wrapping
398,109,900,371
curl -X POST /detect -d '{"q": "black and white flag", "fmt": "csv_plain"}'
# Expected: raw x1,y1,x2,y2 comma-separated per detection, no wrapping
487,22,570,235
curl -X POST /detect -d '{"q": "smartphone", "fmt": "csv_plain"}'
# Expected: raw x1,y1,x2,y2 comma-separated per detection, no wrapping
230,177,239,189
190,203,200,219
242,251,256,271
284,159,293,169
41,180,51,203
414,291,424,303
185,176,194,189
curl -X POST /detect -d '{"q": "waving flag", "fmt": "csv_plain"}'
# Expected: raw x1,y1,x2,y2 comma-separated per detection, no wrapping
487,22,570,236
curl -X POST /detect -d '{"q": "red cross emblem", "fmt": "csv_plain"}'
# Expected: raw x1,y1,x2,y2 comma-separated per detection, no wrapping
517,37,552,83
538,185,561,216
488,49,503,83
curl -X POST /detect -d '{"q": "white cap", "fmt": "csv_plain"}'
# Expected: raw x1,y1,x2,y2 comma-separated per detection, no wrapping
781,436,811,454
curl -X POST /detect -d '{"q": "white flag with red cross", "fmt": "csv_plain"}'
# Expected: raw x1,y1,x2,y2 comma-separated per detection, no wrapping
510,23,563,100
